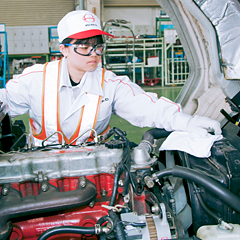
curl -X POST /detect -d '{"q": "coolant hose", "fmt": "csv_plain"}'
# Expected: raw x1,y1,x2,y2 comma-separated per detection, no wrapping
142,128,172,144
37,226,98,240
153,165,240,213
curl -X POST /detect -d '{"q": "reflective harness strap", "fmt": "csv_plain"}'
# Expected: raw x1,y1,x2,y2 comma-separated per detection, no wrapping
29,61,53,146
87,69,106,142
57,94,100,145
30,63,105,146
57,69,105,145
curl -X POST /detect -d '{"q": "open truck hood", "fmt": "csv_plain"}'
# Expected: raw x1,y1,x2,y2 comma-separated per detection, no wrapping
156,0,240,123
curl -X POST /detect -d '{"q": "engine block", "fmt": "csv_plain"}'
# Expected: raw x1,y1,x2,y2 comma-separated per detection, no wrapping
0,145,125,239
0,145,123,184
0,138,177,240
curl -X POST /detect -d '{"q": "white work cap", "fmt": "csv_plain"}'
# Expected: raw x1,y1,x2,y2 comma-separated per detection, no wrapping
57,10,114,43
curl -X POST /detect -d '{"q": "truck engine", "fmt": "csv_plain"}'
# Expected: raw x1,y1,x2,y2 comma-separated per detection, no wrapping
0,116,240,240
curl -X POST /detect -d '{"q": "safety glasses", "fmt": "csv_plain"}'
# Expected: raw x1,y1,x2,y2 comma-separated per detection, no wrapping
63,43,106,56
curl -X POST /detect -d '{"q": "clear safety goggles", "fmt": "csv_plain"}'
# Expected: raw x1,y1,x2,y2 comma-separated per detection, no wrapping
63,43,106,56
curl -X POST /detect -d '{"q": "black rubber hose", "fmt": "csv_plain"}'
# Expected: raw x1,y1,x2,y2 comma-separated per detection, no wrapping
97,215,113,240
113,127,128,142
109,210,126,240
142,128,172,144
37,226,97,240
154,165,240,213
103,128,114,141
109,127,130,206
96,215,109,226
122,166,130,196
123,163,144,195
109,163,123,206
153,168,173,179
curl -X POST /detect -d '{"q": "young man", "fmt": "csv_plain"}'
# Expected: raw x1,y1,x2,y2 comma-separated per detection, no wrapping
0,10,221,146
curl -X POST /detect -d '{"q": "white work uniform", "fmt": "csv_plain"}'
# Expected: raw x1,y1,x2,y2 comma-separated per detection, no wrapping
0,57,192,146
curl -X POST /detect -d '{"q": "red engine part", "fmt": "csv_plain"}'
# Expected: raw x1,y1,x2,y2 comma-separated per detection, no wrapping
8,173,115,198
6,171,149,240
7,173,123,240
11,202,109,240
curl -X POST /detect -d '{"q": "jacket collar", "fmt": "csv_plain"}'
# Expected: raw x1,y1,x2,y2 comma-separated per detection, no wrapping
59,57,103,96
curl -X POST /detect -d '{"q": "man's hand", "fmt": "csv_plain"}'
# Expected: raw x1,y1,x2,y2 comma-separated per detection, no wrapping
187,115,222,136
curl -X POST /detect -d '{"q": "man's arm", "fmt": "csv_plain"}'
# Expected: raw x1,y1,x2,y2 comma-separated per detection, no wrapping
108,72,221,136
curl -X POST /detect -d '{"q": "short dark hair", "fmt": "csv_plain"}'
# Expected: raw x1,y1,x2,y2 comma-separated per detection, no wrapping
61,35,104,45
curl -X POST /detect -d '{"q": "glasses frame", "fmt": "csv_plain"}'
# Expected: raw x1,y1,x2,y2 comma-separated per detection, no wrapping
63,43,106,56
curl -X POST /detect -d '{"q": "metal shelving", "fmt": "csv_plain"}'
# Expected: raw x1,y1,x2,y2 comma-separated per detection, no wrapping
164,39,189,86
103,37,164,85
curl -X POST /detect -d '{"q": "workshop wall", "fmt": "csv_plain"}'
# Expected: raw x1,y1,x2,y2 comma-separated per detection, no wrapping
0,0,75,26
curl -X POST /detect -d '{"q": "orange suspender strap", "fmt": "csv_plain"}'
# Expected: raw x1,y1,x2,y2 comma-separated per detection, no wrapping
55,63,85,145
87,68,106,142
30,62,49,140
57,106,85,145
57,68,105,145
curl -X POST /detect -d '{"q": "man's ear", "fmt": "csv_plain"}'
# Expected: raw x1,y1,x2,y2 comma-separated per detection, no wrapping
59,44,68,57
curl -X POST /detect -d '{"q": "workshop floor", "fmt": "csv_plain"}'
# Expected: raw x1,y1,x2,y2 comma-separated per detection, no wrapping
14,85,182,144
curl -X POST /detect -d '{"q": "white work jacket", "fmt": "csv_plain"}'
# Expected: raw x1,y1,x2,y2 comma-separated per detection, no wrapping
29,60,105,146
0,57,192,146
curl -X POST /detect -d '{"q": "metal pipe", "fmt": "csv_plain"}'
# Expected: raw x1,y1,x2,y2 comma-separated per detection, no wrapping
79,0,84,10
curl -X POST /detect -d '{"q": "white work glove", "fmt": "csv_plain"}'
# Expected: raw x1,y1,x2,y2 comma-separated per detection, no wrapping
187,115,222,136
